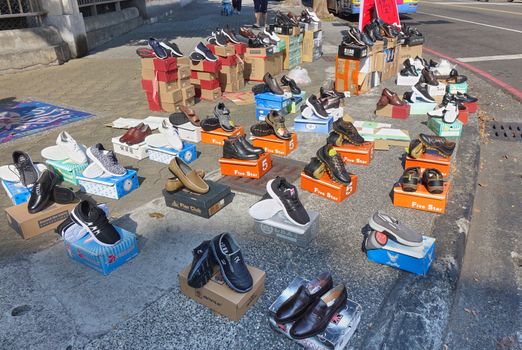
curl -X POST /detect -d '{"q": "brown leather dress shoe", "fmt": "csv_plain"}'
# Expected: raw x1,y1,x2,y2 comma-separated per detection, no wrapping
382,88,405,106
165,170,205,192
376,94,390,110
168,157,209,194
126,123,152,145
239,27,256,39
274,272,333,323
120,122,144,143
179,105,201,127
289,284,347,339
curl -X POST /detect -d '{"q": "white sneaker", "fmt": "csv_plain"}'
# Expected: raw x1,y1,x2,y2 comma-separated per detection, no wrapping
159,120,183,150
411,58,425,72
305,8,320,22
443,102,459,123
427,105,446,118
41,131,87,164
263,28,280,42
248,198,282,220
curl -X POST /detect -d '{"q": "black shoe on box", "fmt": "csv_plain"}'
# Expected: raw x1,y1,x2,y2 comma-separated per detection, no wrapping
338,42,368,59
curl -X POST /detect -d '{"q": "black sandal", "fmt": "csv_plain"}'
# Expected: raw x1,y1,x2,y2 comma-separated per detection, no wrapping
401,167,421,192
423,168,444,194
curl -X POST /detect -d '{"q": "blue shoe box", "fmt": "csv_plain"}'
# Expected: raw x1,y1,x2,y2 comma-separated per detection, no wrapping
65,226,138,275
294,114,333,134
367,235,436,275
255,92,292,110
77,169,139,199
147,142,197,165
2,180,31,205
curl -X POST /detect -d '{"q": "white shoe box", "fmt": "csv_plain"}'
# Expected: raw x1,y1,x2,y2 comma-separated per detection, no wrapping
254,211,320,248
177,122,202,143
112,136,149,160
396,74,420,86
428,83,447,97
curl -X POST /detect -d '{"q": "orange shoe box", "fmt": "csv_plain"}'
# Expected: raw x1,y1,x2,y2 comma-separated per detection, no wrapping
300,171,357,203
334,141,375,166
219,152,272,179
458,106,468,125
404,152,451,177
393,182,450,214
251,133,298,156
201,126,245,146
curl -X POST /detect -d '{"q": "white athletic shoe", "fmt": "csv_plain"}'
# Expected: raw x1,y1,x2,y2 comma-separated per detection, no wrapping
443,102,459,123
159,120,183,150
305,8,320,22
41,131,87,164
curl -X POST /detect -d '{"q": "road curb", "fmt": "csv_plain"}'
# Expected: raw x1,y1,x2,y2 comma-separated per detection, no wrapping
358,119,481,349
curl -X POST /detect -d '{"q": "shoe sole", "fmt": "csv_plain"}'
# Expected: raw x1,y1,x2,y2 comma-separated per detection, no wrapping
195,46,217,62
306,99,329,119
412,85,435,103
210,242,252,293
368,216,422,247
86,148,125,177
70,207,120,247
266,179,308,227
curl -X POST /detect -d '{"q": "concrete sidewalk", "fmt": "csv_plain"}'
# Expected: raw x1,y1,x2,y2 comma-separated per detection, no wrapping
0,3,494,350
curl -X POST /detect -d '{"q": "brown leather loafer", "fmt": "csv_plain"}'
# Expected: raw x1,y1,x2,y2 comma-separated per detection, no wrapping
120,122,144,143
165,170,205,192
383,88,405,106
127,123,152,145
168,157,209,194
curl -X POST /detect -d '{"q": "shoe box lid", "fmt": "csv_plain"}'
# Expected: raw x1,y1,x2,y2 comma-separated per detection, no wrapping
268,276,363,350
65,225,138,276
5,201,77,240
178,263,265,321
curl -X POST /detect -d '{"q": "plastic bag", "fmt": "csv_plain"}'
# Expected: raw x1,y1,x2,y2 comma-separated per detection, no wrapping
287,66,312,86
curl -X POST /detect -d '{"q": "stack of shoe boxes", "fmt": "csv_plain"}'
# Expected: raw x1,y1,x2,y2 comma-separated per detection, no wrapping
278,32,303,70
207,44,245,93
140,57,195,112
335,39,386,95
244,46,282,82
381,38,399,81
190,58,222,101
301,24,323,62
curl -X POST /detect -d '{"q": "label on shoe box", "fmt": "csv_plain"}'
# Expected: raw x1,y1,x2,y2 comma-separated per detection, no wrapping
334,141,375,166
179,263,265,321
393,182,450,214
148,142,197,165
367,234,435,275
246,46,274,58
251,133,298,157
219,152,272,179
5,202,77,240
269,276,362,350
77,169,139,199
2,179,31,205
112,136,149,160
163,180,234,218
254,211,320,248
201,126,244,146
65,225,138,276
300,172,357,203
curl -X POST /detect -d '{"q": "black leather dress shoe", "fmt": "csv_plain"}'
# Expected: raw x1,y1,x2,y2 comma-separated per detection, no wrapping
28,170,58,214
210,233,253,293
223,137,259,160
275,272,333,323
52,186,76,204
252,83,270,95
263,73,284,95
289,284,347,339
316,145,351,185
281,75,301,95
237,135,264,155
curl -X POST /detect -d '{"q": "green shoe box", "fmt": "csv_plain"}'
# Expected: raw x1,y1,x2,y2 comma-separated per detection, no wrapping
46,159,89,185
428,117,463,137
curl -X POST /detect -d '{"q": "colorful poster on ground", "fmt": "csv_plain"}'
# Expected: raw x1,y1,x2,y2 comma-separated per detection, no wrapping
0,100,94,143
375,0,400,26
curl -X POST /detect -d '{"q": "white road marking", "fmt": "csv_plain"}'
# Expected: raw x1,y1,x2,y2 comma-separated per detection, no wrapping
425,1,522,5
456,54,522,62
417,11,522,34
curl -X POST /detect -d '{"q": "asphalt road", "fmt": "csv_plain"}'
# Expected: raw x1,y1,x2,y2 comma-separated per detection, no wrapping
402,0,522,94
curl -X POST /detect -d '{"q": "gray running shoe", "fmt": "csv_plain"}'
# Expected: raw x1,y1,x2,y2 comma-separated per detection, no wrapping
213,102,236,132
368,211,423,247
86,144,126,177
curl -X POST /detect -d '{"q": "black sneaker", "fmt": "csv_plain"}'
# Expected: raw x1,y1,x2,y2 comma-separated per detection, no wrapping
222,28,240,44
70,200,121,247
248,38,265,48
267,176,310,226
281,75,301,95
189,51,206,62
306,94,329,119
187,240,216,289
210,233,253,293
332,119,364,145
412,82,435,103
250,122,274,136
195,42,217,62
212,28,228,47
160,41,183,57
316,144,351,185
12,151,39,187
303,157,326,179
148,37,168,59
200,116,221,131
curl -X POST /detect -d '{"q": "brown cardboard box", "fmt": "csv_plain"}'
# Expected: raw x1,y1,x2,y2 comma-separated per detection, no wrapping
200,87,222,100
373,52,385,72
213,44,236,57
179,264,265,321
397,45,423,65
302,30,315,63
181,85,196,100
244,55,268,81
190,78,200,86
161,101,178,112
177,77,191,89
177,65,191,80
5,202,77,239
220,65,241,75
192,71,218,80
181,97,195,106
142,68,154,81
141,58,154,71
245,46,274,57
159,82,183,104
177,57,190,66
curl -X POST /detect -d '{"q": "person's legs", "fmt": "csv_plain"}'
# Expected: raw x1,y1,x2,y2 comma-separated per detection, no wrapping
263,12,268,26
236,0,242,13
260,0,268,26
253,0,261,27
